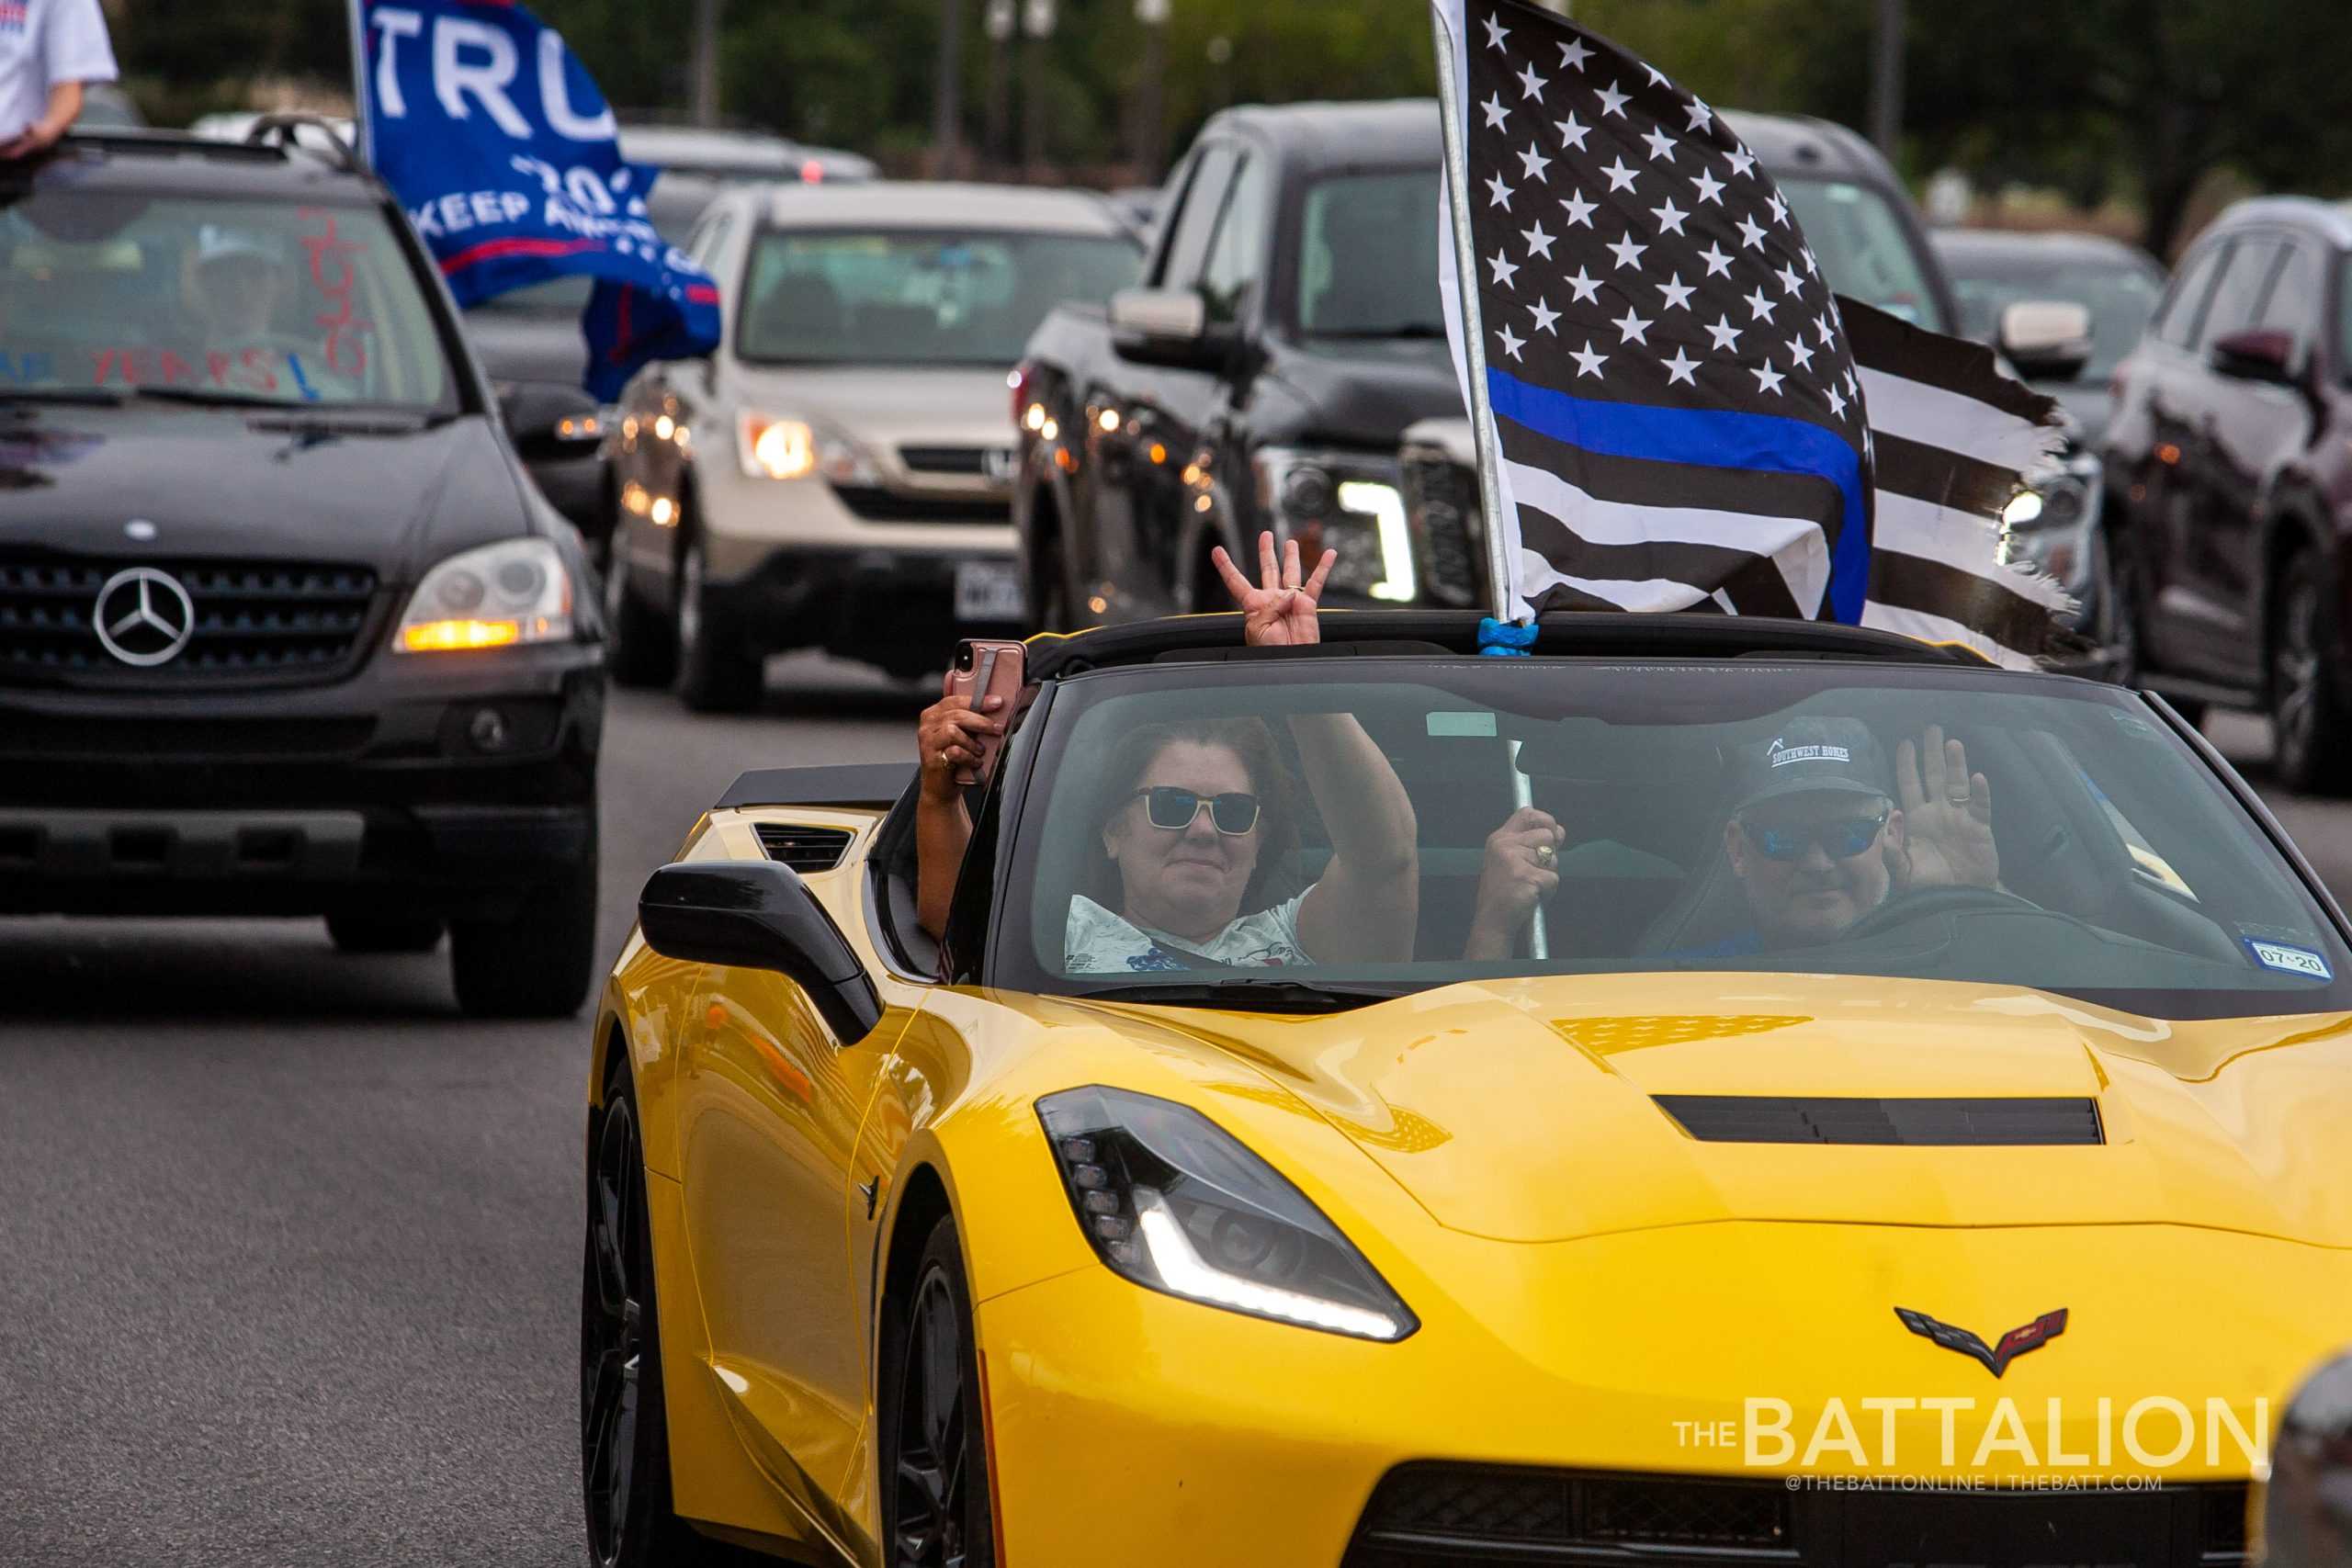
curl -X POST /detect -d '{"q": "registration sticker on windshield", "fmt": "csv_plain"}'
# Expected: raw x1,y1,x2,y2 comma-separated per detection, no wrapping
2244,938,2333,980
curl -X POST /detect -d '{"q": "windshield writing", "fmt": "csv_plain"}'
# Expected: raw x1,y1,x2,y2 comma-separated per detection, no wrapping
0,195,455,409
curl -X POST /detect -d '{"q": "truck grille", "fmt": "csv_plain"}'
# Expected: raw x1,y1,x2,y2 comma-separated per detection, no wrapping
0,553,380,688
1398,453,1484,608
1343,1463,2249,1567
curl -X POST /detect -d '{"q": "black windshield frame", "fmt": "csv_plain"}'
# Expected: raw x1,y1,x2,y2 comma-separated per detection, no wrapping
977,656,2352,1021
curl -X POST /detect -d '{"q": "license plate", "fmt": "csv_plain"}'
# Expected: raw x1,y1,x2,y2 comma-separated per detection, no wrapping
954,560,1025,623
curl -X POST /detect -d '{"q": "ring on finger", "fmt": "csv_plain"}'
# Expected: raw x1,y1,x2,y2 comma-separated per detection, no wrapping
1532,842,1556,869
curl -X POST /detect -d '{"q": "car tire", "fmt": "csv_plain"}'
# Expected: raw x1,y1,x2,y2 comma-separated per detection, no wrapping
1029,528,1074,636
325,912,444,953
2270,549,2352,795
878,1214,995,1568
673,538,763,714
603,545,677,690
581,1076,721,1568
448,829,597,1018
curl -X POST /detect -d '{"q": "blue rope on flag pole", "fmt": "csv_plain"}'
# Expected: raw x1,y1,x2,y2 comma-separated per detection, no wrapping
1477,617,1538,657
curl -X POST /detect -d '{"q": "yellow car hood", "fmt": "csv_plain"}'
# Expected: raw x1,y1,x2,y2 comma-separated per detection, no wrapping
1104,974,2352,1247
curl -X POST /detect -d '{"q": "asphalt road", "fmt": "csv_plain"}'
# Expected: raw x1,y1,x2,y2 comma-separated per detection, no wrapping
0,662,921,1568
0,684,2341,1567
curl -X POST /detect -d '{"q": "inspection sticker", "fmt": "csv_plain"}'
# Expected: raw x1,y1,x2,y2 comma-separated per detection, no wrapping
2245,939,2332,980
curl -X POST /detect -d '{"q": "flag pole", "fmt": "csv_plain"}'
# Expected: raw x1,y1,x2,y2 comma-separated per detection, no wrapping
347,0,373,168
1429,1,1517,630
1431,1,1547,960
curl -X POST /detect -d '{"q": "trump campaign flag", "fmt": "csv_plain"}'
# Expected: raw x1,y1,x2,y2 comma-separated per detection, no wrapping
355,0,719,400
1430,0,2070,666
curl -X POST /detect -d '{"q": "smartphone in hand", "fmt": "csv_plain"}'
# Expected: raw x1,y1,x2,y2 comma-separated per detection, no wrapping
941,639,1026,786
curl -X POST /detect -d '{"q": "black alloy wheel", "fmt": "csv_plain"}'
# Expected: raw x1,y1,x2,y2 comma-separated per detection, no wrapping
881,1217,994,1568
673,536,764,714
1029,531,1074,636
581,1082,710,1567
2270,551,2352,794
448,822,597,1019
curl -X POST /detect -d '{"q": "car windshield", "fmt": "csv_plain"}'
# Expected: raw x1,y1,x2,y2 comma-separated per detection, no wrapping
1296,170,1444,337
735,228,1139,367
1946,247,2165,378
994,659,2351,1020
1778,177,1945,332
0,192,456,410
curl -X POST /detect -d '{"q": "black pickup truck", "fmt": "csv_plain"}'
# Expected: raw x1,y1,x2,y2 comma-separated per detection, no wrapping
1011,100,1478,627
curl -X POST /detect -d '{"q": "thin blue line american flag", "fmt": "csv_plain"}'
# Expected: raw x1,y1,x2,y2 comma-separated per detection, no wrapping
1430,0,2070,666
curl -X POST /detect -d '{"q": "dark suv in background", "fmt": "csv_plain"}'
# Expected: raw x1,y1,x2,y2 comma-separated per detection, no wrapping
0,132,606,1016
2103,197,2352,790
1012,101,1474,626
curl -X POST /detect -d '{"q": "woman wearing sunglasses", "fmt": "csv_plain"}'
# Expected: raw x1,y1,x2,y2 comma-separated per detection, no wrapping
1057,536,1419,973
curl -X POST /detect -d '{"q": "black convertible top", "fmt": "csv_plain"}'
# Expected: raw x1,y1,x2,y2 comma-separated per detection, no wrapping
714,615,1987,810
715,762,915,811
1022,610,1984,682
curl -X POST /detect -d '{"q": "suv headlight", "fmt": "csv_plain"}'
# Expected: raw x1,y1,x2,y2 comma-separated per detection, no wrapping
395,537,572,653
1252,446,1416,603
737,411,882,486
1037,1085,1417,1341
2000,448,2102,592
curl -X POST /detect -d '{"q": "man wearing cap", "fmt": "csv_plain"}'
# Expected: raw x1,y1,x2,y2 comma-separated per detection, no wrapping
1464,719,2000,959
1715,718,2000,953
0,0,119,162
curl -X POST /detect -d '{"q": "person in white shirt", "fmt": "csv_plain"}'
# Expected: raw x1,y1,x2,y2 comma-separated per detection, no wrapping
915,533,1419,972
0,0,119,161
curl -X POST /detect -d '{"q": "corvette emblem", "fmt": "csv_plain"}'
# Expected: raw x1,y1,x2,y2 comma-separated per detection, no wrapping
1894,1307,2068,1378
92,566,197,668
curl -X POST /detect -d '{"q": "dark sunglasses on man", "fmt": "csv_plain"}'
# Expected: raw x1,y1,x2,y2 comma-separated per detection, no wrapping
1133,785,1261,836
1739,803,1891,863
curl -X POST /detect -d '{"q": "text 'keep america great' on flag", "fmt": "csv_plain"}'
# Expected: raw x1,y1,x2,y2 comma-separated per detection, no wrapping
1430,0,2072,666
357,0,720,400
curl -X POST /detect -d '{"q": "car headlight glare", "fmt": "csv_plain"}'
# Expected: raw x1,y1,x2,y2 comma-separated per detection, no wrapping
740,412,815,479
1252,447,1416,603
1037,1085,1417,1341
395,537,572,654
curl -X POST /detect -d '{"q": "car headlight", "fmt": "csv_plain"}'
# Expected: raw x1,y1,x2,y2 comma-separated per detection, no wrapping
395,537,572,653
1037,1085,1417,1341
2000,450,2102,591
1252,446,1416,603
736,411,882,486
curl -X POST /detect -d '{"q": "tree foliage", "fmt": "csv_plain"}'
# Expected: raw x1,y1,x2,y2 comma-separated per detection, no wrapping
107,0,2352,253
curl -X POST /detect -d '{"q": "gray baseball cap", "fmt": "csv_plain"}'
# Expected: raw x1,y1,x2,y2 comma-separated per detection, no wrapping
1729,716,1893,817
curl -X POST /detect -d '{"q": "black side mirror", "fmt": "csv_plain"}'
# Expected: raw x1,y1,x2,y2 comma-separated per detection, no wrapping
1108,286,1236,371
638,861,884,1042
499,381,605,460
2210,328,2300,387
1997,300,2095,383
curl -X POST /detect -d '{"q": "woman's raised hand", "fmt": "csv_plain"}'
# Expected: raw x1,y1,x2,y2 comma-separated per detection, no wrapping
1212,531,1337,648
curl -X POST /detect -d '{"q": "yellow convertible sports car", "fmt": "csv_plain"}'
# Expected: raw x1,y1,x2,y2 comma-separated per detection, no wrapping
581,613,2352,1568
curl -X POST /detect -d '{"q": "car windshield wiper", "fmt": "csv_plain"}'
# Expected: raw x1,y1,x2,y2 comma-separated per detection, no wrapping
1306,323,1448,340
1073,977,1405,1013
130,386,318,409
0,387,127,406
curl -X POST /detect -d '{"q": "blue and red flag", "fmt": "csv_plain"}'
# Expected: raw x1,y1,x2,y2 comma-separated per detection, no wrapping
356,0,720,399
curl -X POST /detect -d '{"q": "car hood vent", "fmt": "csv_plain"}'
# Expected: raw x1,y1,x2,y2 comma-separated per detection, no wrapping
1654,1095,2105,1146
753,824,853,873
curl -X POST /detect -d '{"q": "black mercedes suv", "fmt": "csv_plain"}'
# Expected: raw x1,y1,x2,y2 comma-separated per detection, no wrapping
0,130,605,1016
